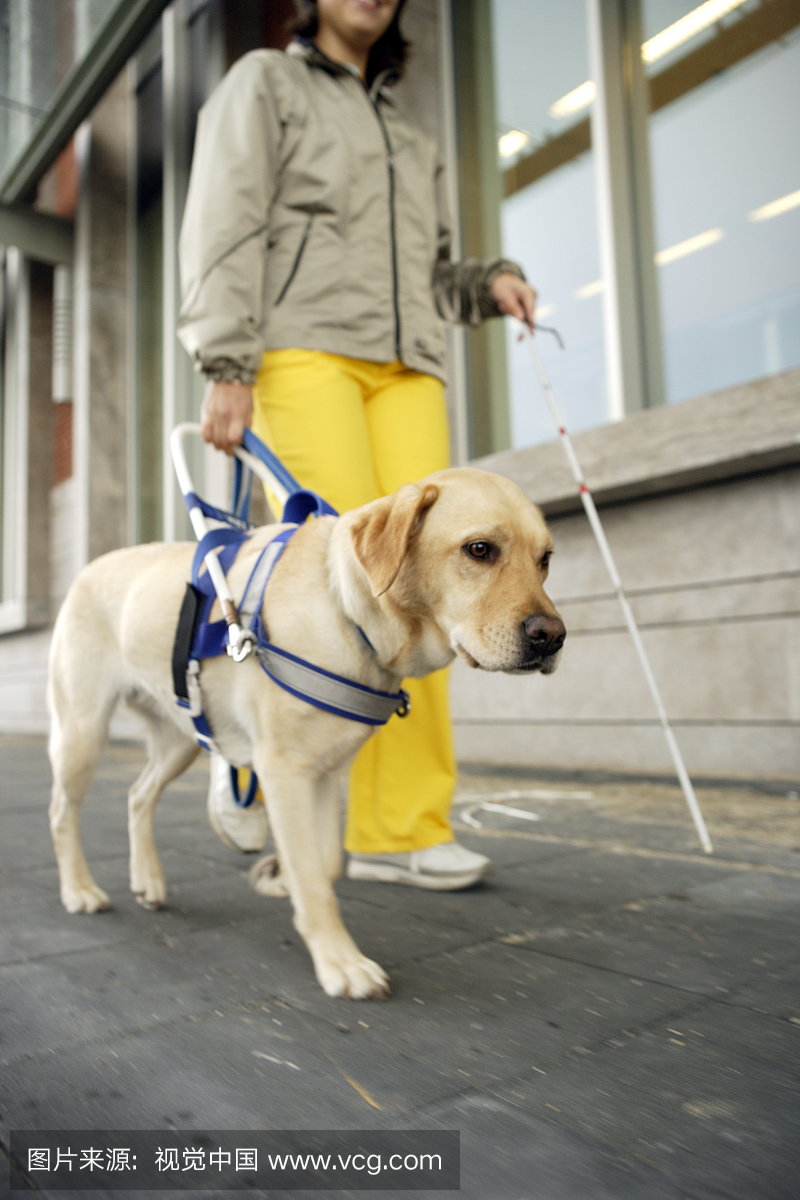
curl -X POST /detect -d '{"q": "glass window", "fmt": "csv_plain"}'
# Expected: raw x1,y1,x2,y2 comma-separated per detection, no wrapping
643,1,800,401
490,0,607,449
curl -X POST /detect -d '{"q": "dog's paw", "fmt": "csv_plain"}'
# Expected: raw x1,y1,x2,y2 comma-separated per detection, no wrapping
316,954,391,1001
62,883,111,914
130,869,166,910
133,887,166,911
249,855,290,899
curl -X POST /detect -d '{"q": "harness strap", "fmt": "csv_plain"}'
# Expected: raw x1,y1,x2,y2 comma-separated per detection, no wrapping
282,489,338,523
192,528,249,588
172,584,205,701
172,427,410,750
237,525,411,725
176,536,250,748
241,427,306,497
184,491,253,533
231,457,253,523
180,524,411,737
178,530,292,672
238,527,297,631
256,641,410,726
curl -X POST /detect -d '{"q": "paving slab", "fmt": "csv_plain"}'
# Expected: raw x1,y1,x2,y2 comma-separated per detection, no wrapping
423,1000,799,1200
1,734,798,1200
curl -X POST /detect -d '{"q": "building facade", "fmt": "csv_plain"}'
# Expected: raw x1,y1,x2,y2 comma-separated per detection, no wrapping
1,0,798,780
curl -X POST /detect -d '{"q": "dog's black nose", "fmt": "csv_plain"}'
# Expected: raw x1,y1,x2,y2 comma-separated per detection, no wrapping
523,614,566,656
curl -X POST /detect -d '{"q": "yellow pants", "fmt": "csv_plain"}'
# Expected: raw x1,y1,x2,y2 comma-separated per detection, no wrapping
252,348,456,854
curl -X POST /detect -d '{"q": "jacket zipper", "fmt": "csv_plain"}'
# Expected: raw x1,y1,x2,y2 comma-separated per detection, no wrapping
369,97,401,359
274,215,313,306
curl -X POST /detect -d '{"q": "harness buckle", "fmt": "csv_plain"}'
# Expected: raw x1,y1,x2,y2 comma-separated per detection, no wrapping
226,623,256,663
395,688,412,718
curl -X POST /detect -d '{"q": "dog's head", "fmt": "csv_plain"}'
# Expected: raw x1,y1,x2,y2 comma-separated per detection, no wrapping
346,468,565,675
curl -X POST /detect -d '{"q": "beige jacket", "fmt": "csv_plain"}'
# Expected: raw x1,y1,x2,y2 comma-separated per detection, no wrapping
178,40,524,384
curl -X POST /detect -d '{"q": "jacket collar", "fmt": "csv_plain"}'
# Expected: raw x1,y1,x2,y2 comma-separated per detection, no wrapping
287,37,398,103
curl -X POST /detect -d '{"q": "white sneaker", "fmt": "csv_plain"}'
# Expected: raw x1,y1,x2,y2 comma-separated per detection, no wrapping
207,754,268,853
346,841,492,891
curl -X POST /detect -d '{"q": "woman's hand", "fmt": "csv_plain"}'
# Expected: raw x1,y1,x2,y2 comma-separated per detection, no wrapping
490,272,537,331
200,381,254,453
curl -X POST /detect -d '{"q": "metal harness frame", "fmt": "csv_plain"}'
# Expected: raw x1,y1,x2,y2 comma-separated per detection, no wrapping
169,425,411,773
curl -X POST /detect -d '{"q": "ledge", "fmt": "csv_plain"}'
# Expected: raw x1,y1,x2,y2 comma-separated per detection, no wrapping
0,596,50,636
475,368,800,514
0,205,73,265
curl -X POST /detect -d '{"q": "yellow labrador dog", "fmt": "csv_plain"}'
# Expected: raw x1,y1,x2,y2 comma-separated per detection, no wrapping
48,468,565,999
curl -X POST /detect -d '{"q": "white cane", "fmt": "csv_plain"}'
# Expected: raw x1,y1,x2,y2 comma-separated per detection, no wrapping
523,327,713,855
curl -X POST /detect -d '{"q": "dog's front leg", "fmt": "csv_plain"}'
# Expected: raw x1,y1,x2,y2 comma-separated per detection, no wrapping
249,770,342,898
315,769,345,885
255,763,389,1000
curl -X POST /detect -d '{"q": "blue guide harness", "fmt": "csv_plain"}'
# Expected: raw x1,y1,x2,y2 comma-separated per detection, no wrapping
171,429,410,806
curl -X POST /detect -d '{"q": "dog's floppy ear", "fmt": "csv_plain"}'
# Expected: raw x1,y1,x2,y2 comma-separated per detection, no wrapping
351,483,439,597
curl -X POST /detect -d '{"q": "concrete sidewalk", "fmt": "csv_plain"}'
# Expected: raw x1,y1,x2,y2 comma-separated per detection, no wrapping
1,733,799,1199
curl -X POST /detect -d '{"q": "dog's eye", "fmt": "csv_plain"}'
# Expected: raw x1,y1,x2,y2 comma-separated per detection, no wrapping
540,551,552,572
465,541,492,560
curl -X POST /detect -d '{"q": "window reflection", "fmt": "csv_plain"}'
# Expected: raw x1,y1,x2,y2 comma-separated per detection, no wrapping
647,20,800,400
488,0,800,446
490,0,606,449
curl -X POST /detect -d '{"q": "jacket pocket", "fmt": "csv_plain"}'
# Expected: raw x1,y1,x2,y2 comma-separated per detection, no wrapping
413,337,444,368
273,215,313,307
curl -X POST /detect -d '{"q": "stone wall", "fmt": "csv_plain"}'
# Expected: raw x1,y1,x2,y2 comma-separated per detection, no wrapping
0,74,131,734
452,370,800,781
74,70,131,567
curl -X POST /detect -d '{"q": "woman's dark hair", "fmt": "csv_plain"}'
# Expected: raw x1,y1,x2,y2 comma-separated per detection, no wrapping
289,1,410,84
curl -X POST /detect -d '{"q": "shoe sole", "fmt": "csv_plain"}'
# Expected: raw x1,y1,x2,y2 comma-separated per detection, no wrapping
346,860,491,891
207,795,268,853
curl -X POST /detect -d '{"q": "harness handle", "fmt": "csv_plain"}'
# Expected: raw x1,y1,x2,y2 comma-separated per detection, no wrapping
170,424,336,663
172,423,294,518
236,428,338,524
170,426,253,658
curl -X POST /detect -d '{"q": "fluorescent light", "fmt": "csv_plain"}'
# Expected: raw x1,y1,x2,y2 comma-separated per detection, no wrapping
642,0,748,64
548,0,748,121
655,228,724,265
498,129,532,160
748,188,800,222
548,80,596,120
572,233,723,298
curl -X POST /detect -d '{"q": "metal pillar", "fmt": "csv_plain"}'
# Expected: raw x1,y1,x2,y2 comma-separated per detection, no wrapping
448,0,512,458
161,0,195,542
437,0,470,467
588,0,664,419
0,249,30,628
